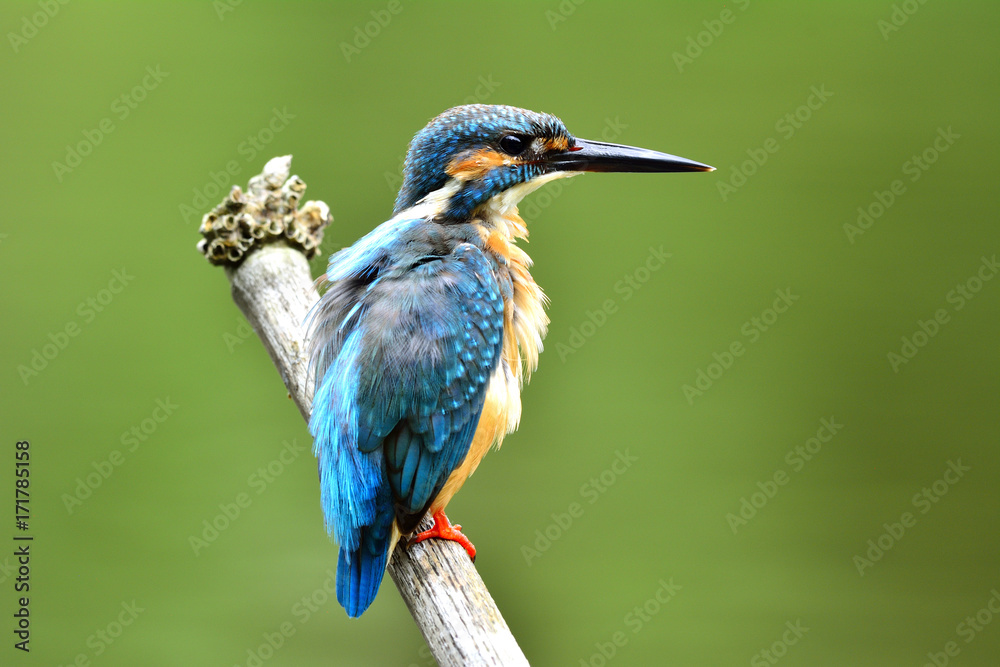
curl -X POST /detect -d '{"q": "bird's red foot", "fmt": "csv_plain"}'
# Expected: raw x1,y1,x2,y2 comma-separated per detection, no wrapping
408,511,477,561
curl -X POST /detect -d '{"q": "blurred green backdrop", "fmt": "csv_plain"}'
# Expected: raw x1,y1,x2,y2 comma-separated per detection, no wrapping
2,2,998,665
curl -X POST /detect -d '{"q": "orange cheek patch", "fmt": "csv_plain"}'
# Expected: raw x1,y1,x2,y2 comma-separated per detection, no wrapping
543,136,569,152
446,149,509,180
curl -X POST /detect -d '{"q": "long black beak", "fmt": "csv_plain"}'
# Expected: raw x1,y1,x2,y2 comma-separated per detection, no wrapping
547,138,714,173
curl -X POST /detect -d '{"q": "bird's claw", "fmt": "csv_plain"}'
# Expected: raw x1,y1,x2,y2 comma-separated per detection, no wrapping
408,511,477,562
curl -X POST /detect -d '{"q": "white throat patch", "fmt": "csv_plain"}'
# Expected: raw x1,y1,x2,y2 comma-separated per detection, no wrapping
485,171,582,216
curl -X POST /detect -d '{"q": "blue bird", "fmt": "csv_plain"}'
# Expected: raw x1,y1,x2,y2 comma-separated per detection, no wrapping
307,104,712,617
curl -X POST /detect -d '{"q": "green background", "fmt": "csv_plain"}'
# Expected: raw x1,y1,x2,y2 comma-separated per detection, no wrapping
2,2,997,665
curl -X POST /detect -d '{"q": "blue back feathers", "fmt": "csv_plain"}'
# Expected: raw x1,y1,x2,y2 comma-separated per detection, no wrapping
308,216,508,615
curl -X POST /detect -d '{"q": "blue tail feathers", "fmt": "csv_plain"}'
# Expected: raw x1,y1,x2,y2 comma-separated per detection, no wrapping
336,511,394,617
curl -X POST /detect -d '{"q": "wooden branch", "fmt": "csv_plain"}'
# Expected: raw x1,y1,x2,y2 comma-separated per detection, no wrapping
198,156,529,667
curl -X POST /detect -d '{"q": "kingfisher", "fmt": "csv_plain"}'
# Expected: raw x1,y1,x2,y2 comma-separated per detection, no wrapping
307,104,712,617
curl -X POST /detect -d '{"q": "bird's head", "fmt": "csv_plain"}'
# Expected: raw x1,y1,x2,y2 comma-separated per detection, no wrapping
393,104,713,221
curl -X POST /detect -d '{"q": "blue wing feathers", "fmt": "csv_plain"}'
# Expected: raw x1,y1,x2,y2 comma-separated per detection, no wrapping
310,331,382,551
308,222,505,615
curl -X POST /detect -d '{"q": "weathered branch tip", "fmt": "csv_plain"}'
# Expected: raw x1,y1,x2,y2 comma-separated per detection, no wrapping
196,155,332,266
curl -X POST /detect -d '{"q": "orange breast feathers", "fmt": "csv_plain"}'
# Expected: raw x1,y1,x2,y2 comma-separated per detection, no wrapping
431,365,513,513
432,211,549,512
477,210,548,386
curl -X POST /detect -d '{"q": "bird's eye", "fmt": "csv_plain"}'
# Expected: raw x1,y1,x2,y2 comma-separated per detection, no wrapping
498,135,529,156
